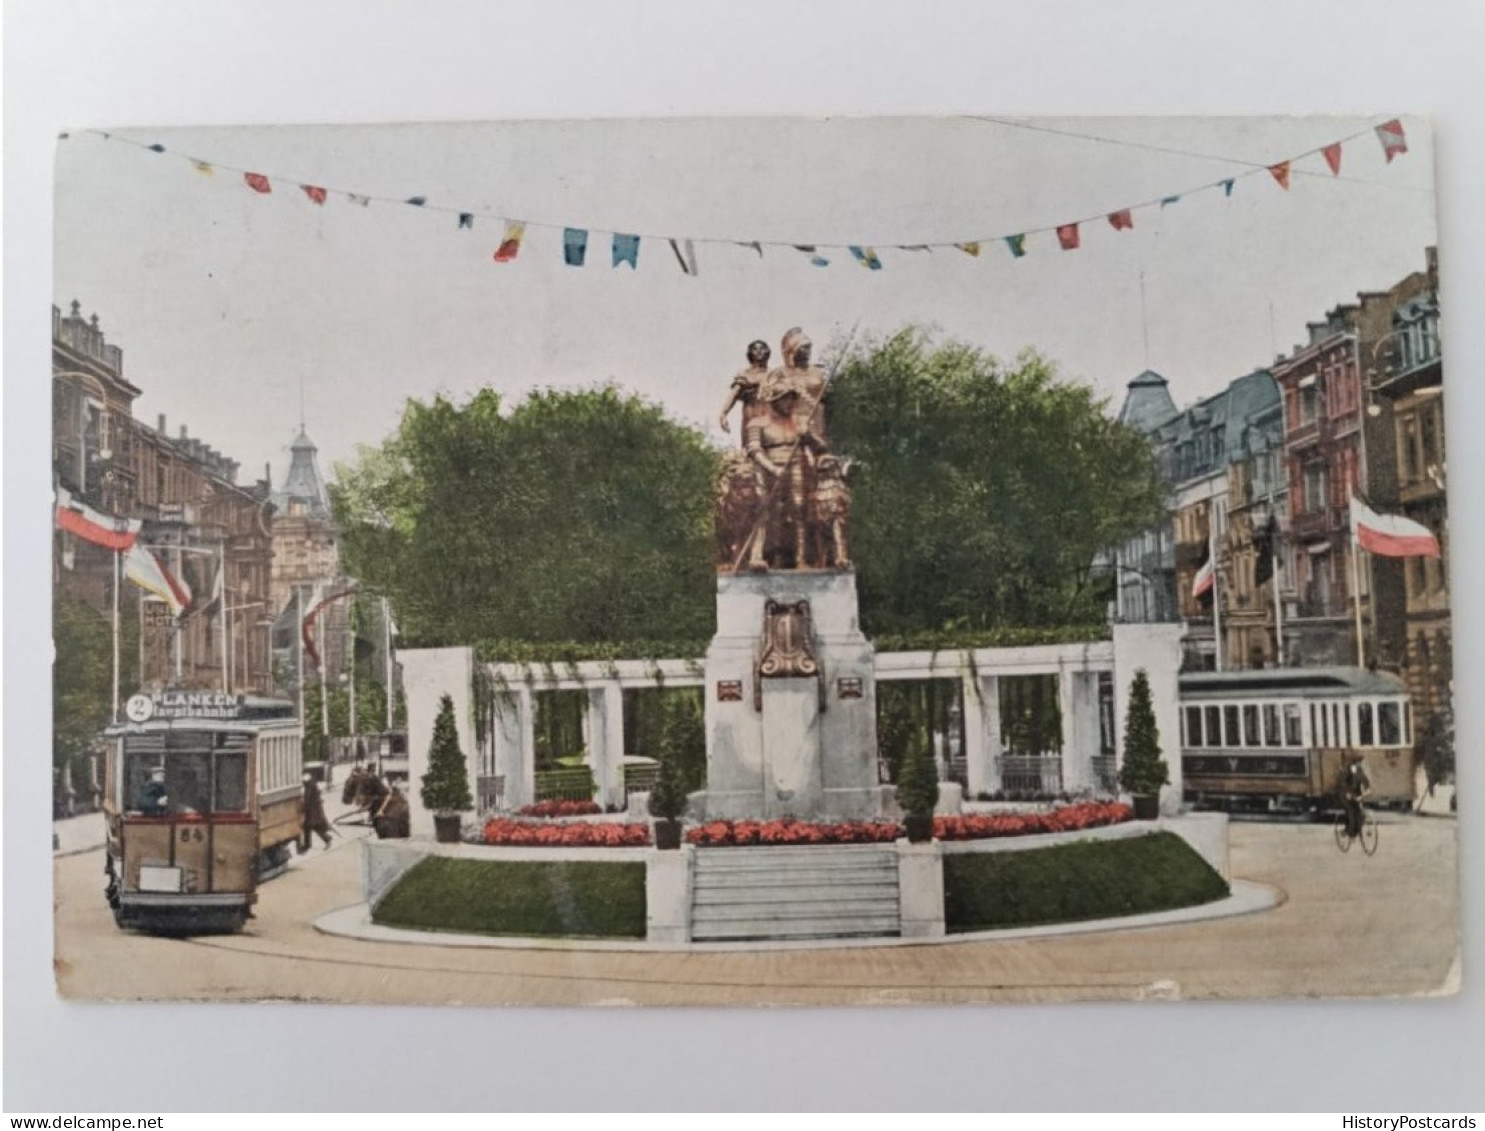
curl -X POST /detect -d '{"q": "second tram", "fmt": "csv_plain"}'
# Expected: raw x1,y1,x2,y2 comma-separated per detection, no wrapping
1179,667,1416,815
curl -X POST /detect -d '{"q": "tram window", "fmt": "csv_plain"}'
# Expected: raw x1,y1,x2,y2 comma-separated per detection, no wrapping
166,753,212,814
214,751,249,811
124,753,165,813
1357,702,1375,746
1242,705,1260,747
1185,706,1204,747
1284,704,1303,746
1205,706,1222,747
1339,704,1350,747
1263,704,1282,747
1223,706,1241,747
1378,702,1402,746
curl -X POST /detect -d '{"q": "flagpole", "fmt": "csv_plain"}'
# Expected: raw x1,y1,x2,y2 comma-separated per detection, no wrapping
1271,521,1285,664
1351,531,1366,668
111,548,122,722
348,599,357,737
383,596,394,732
1211,523,1224,672
296,585,306,728
219,541,229,693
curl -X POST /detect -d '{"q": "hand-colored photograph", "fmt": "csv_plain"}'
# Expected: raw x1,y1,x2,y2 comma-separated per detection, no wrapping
51,115,1458,1006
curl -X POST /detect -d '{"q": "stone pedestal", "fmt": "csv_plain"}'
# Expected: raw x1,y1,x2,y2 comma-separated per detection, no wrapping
703,570,880,820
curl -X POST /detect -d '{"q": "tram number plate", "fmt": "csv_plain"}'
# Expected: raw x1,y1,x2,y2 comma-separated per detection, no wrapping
179,827,205,842
139,865,182,893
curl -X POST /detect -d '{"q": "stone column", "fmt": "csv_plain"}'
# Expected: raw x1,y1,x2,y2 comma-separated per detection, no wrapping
1058,670,1102,793
1112,623,1185,813
961,671,1002,798
646,845,693,943
896,840,945,939
486,682,535,811
401,647,475,839
586,681,626,810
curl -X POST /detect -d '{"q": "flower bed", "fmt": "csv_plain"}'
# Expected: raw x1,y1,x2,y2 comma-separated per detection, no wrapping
517,799,602,819
934,801,1133,841
481,818,651,847
685,802,1133,847
687,819,903,847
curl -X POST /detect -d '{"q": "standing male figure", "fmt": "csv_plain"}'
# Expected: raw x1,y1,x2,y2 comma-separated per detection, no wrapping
717,340,771,442
300,773,334,852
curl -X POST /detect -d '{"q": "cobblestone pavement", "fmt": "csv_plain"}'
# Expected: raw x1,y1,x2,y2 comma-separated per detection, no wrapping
53,811,1460,1006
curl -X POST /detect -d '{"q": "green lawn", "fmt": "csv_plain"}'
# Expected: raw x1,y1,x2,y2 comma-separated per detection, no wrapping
373,857,647,939
944,831,1229,933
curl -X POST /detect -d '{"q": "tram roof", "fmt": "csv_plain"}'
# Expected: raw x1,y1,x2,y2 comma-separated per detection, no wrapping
1178,666,1406,699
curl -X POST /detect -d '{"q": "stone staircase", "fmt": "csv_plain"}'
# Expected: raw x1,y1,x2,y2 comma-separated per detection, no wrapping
690,844,901,942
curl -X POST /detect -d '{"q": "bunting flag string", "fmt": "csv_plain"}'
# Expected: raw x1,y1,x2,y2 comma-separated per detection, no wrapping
72,118,1411,274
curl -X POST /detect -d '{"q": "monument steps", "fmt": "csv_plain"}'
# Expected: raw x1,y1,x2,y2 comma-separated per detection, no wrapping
690,845,901,942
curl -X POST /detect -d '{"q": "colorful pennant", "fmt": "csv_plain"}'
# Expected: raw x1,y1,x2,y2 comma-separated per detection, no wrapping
1221,179,1235,197
1322,143,1343,176
458,213,474,229
670,238,699,276
1056,223,1080,250
406,196,427,207
494,221,525,262
1005,234,1027,259
1107,210,1133,231
850,246,883,270
1268,161,1291,190
243,172,272,194
1375,119,1408,163
301,184,328,205
613,233,640,269
192,160,214,177
795,245,830,267
955,242,981,257
563,227,589,266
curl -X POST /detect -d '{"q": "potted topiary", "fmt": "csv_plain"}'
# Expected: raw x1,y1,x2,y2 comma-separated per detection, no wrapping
1119,668,1169,821
421,693,473,843
896,737,939,843
646,745,686,850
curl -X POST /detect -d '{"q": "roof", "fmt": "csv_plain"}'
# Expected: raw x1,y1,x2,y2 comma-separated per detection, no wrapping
1117,370,1178,434
271,426,330,519
1179,666,1406,700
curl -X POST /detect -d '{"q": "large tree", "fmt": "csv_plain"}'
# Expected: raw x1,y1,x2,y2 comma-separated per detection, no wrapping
826,329,1166,635
332,386,718,647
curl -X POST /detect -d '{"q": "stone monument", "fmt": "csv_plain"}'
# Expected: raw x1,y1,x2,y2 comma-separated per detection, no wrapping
704,328,883,820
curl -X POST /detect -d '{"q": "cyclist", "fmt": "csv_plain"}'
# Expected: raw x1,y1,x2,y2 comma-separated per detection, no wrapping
1340,755,1372,839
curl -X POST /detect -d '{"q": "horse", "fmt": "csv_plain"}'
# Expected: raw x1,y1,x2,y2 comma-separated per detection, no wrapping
340,766,410,839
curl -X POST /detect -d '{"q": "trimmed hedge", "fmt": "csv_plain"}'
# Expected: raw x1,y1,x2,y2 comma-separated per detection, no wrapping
944,832,1228,933
373,857,647,939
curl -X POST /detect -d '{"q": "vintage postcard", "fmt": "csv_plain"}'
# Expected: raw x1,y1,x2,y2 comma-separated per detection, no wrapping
51,116,1458,1007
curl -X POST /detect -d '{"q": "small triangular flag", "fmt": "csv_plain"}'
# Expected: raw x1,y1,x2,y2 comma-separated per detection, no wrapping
405,196,427,207
736,241,764,257
243,172,272,194
1160,195,1181,208
1268,161,1291,190
669,238,699,276
1056,223,1080,250
494,221,525,262
1322,143,1343,176
1221,179,1235,197
563,227,589,267
1005,234,1026,259
955,242,981,257
795,245,830,267
192,160,214,177
1107,210,1134,231
612,233,640,269
301,185,328,205
1375,119,1408,163
147,143,166,154
850,246,883,270
458,213,474,229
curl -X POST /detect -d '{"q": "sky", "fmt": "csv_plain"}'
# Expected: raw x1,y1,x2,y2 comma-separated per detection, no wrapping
54,114,1438,484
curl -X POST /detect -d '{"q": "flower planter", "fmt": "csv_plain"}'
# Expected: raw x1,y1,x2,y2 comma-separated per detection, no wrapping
653,818,683,851
903,813,935,843
434,814,464,844
1131,794,1160,821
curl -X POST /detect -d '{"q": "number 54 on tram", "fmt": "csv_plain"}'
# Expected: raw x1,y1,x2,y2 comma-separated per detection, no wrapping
102,692,304,933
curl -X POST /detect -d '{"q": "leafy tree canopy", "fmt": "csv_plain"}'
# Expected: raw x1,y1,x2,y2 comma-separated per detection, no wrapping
333,386,719,647
827,329,1166,634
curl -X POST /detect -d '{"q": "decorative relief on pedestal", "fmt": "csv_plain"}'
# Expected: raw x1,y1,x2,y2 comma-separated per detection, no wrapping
754,598,825,711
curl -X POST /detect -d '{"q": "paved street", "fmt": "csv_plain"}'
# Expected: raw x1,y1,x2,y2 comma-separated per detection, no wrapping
53,812,1460,1007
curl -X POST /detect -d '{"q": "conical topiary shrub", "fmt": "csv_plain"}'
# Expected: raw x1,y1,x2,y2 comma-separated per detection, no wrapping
1119,668,1169,818
422,693,473,840
896,736,939,842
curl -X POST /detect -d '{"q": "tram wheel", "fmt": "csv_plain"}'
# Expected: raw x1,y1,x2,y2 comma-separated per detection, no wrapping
1333,812,1352,853
1360,812,1379,856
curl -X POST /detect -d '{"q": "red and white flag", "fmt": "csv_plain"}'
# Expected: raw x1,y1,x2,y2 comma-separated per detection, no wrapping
54,487,141,551
1375,119,1408,163
1350,496,1440,558
1191,553,1215,599
1056,223,1080,250
124,544,191,616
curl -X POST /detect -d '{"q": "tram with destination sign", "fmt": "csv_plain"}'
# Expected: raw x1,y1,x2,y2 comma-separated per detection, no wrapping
1179,667,1417,816
102,691,304,933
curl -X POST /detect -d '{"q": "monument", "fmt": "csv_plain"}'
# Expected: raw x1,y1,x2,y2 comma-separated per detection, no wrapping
704,328,884,820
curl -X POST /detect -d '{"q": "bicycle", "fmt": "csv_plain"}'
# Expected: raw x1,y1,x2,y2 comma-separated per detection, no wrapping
1333,802,1379,855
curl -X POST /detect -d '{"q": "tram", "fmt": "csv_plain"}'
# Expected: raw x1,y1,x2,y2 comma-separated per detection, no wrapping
1179,667,1416,815
102,690,304,933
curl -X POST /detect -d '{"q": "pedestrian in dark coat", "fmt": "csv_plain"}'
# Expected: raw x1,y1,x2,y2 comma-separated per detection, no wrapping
300,774,334,851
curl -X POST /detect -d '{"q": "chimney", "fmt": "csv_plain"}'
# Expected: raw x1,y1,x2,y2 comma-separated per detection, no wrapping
179,425,188,440
158,413,166,435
